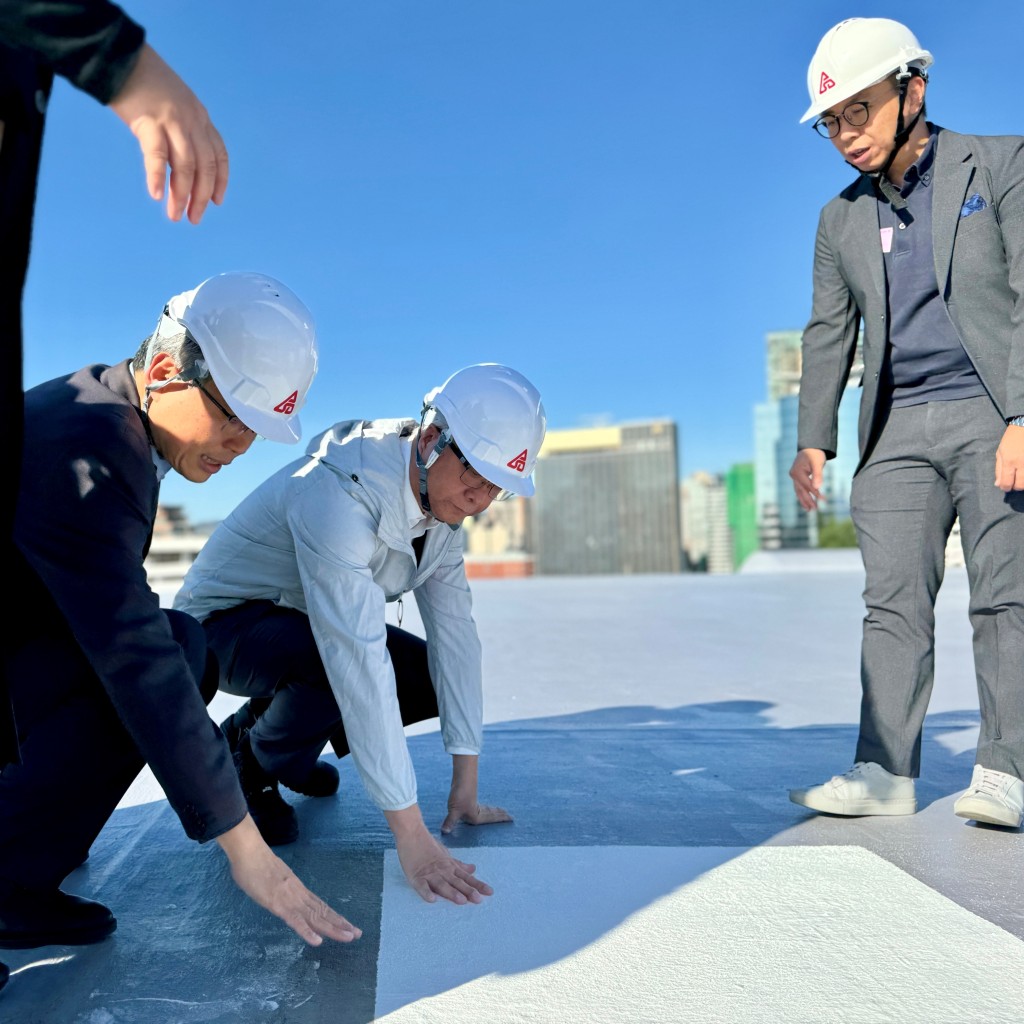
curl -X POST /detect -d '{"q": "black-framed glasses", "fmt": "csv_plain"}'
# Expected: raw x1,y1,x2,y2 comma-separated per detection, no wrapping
812,101,872,139
189,380,256,438
448,438,511,501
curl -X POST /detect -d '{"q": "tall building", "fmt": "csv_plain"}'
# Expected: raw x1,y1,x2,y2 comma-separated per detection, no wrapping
765,331,803,400
726,463,758,570
534,420,681,575
755,329,864,548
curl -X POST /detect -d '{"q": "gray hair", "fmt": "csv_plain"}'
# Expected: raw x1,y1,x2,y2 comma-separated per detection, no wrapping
131,326,206,380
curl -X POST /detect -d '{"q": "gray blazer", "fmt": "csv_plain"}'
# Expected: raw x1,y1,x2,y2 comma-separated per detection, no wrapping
797,126,1024,465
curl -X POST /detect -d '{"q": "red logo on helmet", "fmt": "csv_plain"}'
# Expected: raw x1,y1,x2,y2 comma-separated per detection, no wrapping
819,72,836,95
274,391,299,415
507,449,528,473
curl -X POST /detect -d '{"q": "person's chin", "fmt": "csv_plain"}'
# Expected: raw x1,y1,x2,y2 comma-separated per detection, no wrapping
178,460,216,484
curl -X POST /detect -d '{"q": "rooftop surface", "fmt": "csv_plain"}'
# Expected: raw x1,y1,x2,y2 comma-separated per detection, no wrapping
2,559,1022,1023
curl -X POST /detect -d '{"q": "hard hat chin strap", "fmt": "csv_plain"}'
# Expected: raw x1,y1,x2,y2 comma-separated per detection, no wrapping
863,68,924,210
414,424,461,531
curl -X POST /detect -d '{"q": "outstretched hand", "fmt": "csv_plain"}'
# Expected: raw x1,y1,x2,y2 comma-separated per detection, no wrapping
395,827,493,905
441,801,513,834
218,816,361,946
109,43,229,224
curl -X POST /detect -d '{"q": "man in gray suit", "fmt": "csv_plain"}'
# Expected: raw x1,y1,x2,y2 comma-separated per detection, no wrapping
787,18,1024,828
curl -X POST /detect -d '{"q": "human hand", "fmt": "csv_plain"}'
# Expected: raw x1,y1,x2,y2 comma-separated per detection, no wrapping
789,448,826,510
388,809,493,905
441,799,513,834
217,817,361,945
108,44,228,224
994,425,1024,492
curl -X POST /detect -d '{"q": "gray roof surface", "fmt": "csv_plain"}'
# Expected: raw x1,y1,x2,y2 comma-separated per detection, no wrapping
2,561,1021,1023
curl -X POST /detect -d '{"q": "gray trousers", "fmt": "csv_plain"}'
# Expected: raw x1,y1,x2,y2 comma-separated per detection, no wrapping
850,395,1024,780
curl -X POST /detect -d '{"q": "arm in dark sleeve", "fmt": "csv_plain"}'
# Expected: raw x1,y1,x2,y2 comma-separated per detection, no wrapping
0,0,144,102
16,390,246,842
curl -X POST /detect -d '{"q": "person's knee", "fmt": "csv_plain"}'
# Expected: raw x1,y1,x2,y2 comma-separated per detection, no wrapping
163,610,210,692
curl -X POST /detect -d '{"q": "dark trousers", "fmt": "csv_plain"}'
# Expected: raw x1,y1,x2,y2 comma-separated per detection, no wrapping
203,601,439,788
0,610,216,891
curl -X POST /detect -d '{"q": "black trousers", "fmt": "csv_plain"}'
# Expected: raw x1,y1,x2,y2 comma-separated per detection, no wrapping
203,601,439,788
0,610,216,891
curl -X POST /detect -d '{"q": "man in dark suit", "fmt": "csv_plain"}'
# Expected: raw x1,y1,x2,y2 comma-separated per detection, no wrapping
787,18,1024,828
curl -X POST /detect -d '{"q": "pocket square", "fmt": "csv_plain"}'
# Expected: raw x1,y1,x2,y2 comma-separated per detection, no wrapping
960,193,987,217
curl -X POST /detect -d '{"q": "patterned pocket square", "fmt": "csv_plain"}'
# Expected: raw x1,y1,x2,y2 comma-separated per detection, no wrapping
960,193,987,217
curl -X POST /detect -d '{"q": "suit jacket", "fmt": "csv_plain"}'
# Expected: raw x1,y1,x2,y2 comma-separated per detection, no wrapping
13,361,247,841
797,126,1024,466
1,1,144,766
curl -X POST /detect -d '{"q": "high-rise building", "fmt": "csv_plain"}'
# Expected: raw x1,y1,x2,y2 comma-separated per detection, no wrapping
726,463,758,570
755,329,864,548
681,470,734,573
534,420,681,575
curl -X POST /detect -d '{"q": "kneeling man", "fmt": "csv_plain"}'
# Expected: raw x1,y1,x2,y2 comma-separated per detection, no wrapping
176,363,546,905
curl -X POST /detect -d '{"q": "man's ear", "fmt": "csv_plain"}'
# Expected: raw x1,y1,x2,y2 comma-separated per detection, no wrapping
418,424,440,456
908,74,927,116
146,351,182,385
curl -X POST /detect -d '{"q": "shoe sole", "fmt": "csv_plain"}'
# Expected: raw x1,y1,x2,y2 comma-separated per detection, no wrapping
790,792,917,816
954,798,1022,828
0,917,116,949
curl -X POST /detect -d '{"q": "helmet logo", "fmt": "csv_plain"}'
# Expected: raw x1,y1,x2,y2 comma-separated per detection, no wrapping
274,390,299,415
819,71,836,95
507,449,528,473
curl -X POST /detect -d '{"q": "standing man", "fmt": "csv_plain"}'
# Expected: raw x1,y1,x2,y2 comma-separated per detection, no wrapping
788,18,1024,828
175,364,547,903
1,272,361,953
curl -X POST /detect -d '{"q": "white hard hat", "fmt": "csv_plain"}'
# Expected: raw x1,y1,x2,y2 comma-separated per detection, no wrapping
423,363,546,497
800,18,933,124
160,272,318,444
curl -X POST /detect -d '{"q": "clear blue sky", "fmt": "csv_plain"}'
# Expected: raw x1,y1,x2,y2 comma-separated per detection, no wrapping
21,1,1024,523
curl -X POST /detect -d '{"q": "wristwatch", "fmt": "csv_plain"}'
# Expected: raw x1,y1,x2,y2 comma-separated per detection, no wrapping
1008,415,1024,427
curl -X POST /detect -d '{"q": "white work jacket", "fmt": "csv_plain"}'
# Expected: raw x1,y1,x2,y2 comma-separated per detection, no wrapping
175,419,483,810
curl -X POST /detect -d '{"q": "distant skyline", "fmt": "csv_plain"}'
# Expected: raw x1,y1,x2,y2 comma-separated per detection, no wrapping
22,2,1023,523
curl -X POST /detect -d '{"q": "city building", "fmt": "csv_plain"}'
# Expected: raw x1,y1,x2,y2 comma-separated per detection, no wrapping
755,330,863,549
534,420,681,575
462,497,534,579
726,463,758,570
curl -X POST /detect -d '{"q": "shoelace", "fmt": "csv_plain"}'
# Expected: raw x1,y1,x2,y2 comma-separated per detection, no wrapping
971,770,1004,796
831,762,869,785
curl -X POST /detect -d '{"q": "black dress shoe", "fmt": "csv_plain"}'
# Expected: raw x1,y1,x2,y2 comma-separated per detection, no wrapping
234,735,298,846
0,887,116,949
281,759,340,798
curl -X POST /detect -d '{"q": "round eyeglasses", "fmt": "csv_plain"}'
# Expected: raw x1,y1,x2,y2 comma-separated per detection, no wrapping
190,380,256,438
448,438,512,501
812,101,872,140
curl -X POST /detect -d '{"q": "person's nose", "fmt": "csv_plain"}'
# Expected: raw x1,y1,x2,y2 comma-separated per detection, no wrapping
224,429,256,456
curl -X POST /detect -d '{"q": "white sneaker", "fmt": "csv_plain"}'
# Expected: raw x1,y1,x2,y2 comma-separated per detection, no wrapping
953,766,1023,828
789,761,917,816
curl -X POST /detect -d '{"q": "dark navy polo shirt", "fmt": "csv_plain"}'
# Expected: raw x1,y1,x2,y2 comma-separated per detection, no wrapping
878,130,987,407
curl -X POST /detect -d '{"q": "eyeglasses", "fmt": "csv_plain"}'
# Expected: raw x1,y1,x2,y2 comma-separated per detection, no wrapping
812,101,873,139
189,380,256,438
448,439,511,501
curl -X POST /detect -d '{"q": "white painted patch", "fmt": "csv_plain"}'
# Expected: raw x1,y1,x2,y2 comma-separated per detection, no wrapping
375,846,1024,1023
671,767,706,776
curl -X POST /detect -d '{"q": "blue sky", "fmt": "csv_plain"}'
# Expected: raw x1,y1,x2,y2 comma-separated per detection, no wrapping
22,1,1024,523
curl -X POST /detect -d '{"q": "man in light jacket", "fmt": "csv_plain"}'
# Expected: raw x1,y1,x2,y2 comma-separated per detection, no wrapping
176,363,547,904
